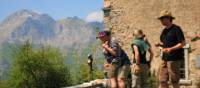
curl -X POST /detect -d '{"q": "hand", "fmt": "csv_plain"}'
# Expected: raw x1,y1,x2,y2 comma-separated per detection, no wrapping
132,64,141,75
104,64,110,68
131,62,134,65
102,43,108,49
163,48,172,54
155,43,161,47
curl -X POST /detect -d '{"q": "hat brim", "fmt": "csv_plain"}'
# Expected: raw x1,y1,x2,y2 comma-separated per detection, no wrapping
157,16,175,20
158,16,175,20
96,36,105,39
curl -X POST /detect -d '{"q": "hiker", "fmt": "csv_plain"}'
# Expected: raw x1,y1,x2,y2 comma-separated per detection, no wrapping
155,10,186,88
131,29,154,88
97,30,130,88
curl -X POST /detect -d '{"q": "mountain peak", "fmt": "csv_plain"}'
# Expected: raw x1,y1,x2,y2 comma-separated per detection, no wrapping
0,9,55,27
10,9,39,18
1,10,36,24
65,16,84,22
16,9,37,14
0,9,56,44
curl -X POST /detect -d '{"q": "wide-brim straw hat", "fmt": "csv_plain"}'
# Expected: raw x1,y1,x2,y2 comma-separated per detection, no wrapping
158,10,175,20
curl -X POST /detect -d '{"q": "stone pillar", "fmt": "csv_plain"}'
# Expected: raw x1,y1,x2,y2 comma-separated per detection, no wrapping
184,44,190,80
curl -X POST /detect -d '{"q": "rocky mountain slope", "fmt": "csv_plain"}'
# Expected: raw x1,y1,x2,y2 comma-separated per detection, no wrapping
0,9,103,50
0,9,104,80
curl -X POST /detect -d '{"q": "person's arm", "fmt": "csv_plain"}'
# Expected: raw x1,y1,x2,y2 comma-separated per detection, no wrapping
163,41,185,54
147,48,154,68
148,48,154,62
170,41,185,51
163,27,185,53
132,45,141,74
130,44,134,64
133,45,140,65
102,44,117,57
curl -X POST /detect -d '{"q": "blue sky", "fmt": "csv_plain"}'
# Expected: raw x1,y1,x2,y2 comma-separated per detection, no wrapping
0,0,103,22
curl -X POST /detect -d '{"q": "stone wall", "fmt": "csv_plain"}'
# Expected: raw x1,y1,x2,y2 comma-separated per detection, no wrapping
103,0,200,88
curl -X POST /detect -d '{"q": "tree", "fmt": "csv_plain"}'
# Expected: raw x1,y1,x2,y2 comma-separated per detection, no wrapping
9,42,72,88
0,42,21,80
68,46,104,85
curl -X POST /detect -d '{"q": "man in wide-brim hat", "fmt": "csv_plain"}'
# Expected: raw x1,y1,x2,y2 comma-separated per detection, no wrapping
155,10,186,88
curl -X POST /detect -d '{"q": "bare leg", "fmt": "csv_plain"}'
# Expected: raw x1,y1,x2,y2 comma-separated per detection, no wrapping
118,78,125,88
110,77,117,88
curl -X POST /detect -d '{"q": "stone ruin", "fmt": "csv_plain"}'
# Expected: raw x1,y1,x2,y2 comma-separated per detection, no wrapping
103,0,200,88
